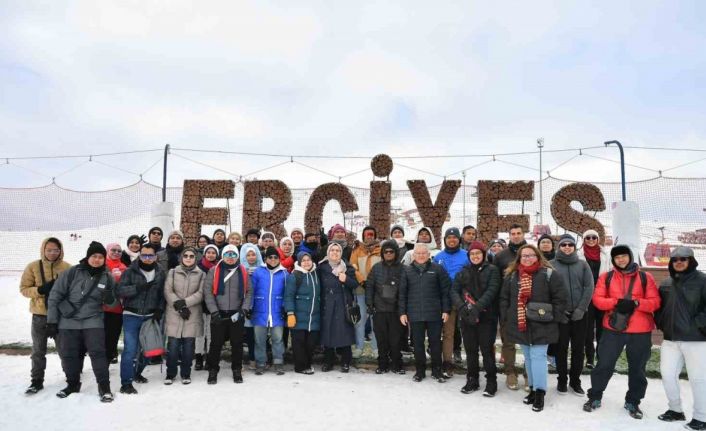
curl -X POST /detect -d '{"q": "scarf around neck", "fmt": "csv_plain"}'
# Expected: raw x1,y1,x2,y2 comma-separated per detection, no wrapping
583,244,601,261
517,261,541,332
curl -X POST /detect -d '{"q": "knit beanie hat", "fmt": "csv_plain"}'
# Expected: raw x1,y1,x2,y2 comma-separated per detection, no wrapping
203,244,219,258
582,229,600,240
265,246,279,259
222,244,239,259
149,226,163,236
390,225,405,237
246,228,261,239
86,241,107,259
557,234,576,246
444,227,461,239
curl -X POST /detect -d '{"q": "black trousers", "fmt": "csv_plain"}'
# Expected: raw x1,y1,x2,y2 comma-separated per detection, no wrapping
373,312,403,369
460,319,497,380
411,320,442,374
587,330,651,404
556,316,588,385
585,304,604,364
291,329,320,372
103,312,123,362
324,346,352,367
453,317,462,352
208,318,244,372
58,328,109,385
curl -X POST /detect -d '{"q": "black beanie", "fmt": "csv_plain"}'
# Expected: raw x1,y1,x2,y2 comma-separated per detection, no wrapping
265,246,279,259
86,241,107,259
246,228,261,239
149,226,163,236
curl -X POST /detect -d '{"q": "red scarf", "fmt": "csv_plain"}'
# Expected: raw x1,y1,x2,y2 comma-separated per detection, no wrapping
517,261,541,332
200,257,216,271
583,244,601,262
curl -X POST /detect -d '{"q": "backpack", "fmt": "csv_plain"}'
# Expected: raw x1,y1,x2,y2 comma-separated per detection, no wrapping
604,270,647,295
139,318,165,358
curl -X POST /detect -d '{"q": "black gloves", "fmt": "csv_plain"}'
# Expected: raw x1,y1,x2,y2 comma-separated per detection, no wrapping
173,299,187,311
152,309,163,322
139,234,147,245
459,303,479,324
616,299,637,314
243,309,252,320
101,288,115,305
179,308,191,320
45,323,58,339
37,280,55,295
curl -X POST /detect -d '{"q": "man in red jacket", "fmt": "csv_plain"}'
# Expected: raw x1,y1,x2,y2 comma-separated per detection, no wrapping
583,244,661,419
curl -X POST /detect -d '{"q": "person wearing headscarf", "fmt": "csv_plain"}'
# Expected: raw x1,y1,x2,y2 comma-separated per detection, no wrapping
318,243,358,372
163,247,205,385
284,251,321,374
103,242,127,365
577,229,612,369
240,242,264,367
47,241,118,402
194,244,220,371
278,236,296,273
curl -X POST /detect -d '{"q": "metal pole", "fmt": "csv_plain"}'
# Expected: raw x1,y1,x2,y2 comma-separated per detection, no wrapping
537,138,544,225
462,171,466,224
162,144,170,202
604,140,626,201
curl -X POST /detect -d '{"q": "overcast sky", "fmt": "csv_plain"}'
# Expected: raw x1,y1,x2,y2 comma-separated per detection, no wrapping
1,1,705,190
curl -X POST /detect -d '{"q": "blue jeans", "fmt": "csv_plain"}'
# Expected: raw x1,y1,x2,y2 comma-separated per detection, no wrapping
355,293,377,350
166,337,195,379
120,314,150,385
254,326,284,366
521,344,549,391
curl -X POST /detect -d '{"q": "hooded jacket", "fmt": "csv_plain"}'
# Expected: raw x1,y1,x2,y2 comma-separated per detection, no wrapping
245,264,288,327
350,237,382,295
365,240,407,313
203,263,248,315
284,262,321,331
401,227,440,265
20,238,72,315
164,265,205,338
550,250,595,313
656,257,706,342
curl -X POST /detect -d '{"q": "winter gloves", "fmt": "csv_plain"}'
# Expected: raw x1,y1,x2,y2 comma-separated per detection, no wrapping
173,299,187,311
459,303,479,325
45,323,58,339
37,280,55,296
571,309,585,321
616,299,638,314
243,309,252,320
178,308,191,320
287,314,296,328
151,309,163,322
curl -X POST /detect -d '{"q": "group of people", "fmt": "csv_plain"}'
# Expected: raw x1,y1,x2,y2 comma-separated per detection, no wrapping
18,223,706,429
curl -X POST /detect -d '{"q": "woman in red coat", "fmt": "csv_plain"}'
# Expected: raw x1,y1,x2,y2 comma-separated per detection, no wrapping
584,244,660,419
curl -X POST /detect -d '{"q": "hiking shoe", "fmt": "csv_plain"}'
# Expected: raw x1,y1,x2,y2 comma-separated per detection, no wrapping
133,374,148,384
624,402,643,419
182,378,191,385
431,370,446,383
523,389,535,405
685,419,706,430
583,399,601,412
98,382,113,403
413,373,425,382
57,382,81,398
658,410,686,422
483,380,497,397
296,368,315,375
341,364,350,373
255,366,266,376
557,381,568,394
506,374,519,391
119,384,137,395
275,364,285,375
461,377,480,394
570,382,585,396
375,367,389,375
164,377,174,385
194,354,204,371
25,379,44,395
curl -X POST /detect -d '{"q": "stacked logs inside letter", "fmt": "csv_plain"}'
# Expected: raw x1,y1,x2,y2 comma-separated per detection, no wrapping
369,181,392,240
241,180,292,239
476,180,533,244
304,183,359,235
407,180,461,248
550,183,606,245
180,180,235,246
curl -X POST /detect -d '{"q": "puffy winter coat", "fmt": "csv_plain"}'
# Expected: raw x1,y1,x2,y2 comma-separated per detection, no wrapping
284,263,321,331
319,261,357,348
164,265,205,338
592,266,660,334
19,238,72,315
350,242,382,295
500,267,568,345
399,261,451,322
118,261,166,315
657,268,706,342
450,262,501,322
203,263,248,314
366,256,407,313
245,265,288,327
550,251,594,313
47,264,118,330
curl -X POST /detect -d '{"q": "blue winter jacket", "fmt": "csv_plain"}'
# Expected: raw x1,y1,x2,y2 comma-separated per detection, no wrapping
247,265,288,327
284,263,321,332
434,248,468,281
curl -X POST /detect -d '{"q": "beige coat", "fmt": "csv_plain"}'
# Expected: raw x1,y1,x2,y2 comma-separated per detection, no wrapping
164,265,205,338
20,238,72,315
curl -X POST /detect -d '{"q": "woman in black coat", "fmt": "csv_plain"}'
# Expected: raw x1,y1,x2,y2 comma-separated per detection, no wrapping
318,243,358,372
500,244,567,413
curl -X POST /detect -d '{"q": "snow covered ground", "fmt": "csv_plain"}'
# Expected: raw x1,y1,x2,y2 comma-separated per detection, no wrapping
0,274,697,430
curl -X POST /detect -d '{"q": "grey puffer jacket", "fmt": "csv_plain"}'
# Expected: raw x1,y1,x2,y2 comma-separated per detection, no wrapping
550,250,594,314
164,265,205,338
399,260,451,322
203,263,249,315
47,264,118,330
118,260,166,315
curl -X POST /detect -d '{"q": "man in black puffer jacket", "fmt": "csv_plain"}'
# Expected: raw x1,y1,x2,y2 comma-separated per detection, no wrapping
366,240,407,374
656,246,706,429
399,243,451,383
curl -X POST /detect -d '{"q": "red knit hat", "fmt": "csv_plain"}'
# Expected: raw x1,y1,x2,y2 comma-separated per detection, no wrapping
468,241,486,252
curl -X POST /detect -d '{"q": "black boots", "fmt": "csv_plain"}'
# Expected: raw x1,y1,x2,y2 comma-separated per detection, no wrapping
56,382,81,398
658,410,686,422
532,389,546,412
194,354,204,371
119,384,138,394
460,377,480,394
483,378,497,397
98,382,114,403
25,379,43,395
208,369,218,385
233,370,243,384
523,387,535,405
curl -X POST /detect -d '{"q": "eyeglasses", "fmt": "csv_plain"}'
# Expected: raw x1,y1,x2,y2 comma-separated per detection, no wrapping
140,254,156,260
584,236,598,241
673,257,689,263
559,243,575,248
520,254,538,260
183,254,196,259
45,249,61,254
110,248,122,253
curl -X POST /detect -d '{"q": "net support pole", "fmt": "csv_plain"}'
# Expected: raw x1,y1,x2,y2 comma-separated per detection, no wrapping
162,144,170,202
604,140,626,201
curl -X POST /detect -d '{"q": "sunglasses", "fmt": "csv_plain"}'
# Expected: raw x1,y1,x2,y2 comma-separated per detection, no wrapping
585,236,598,241
266,255,280,260
183,254,196,259
673,257,689,263
559,243,575,248
140,254,156,260
223,252,238,258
